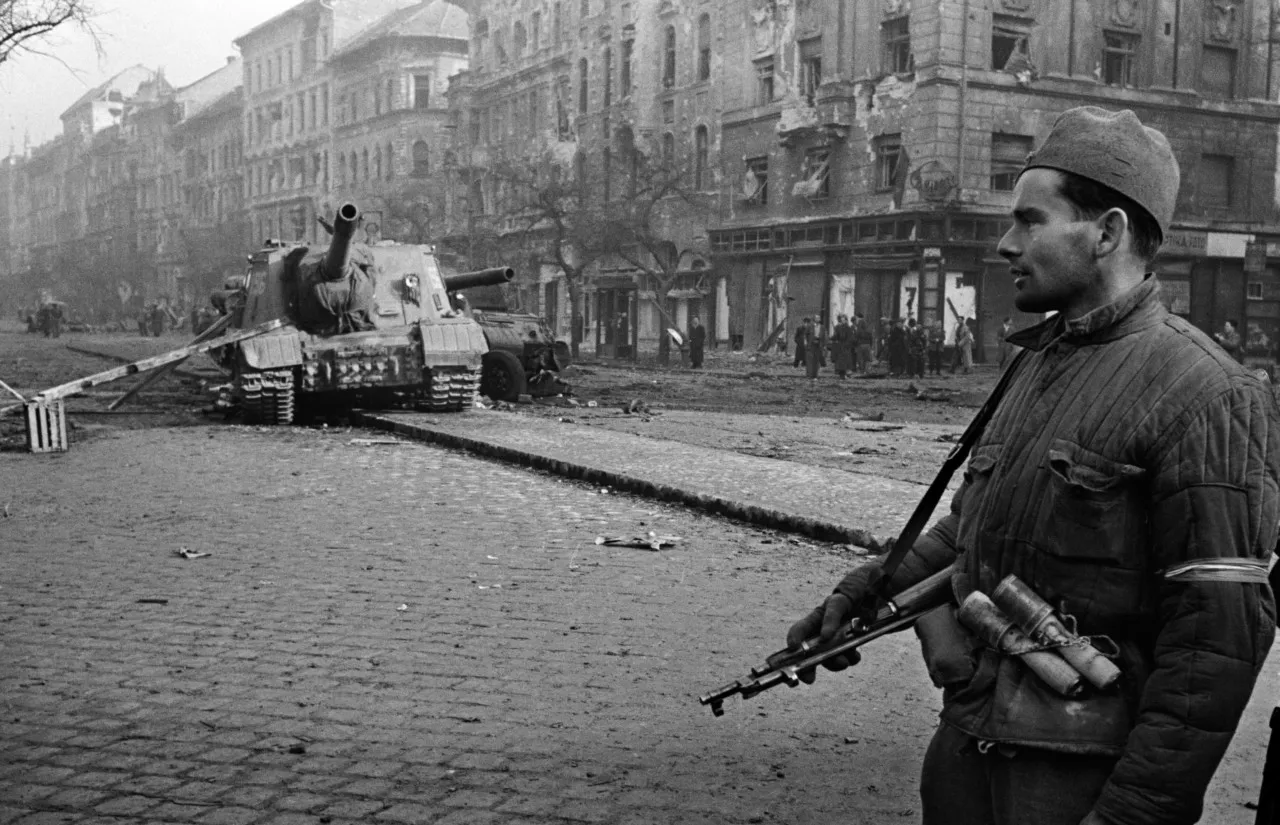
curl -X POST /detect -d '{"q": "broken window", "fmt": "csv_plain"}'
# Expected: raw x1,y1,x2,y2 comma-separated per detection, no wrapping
1198,154,1233,209
874,135,902,192
799,37,822,104
794,147,831,199
556,76,573,139
697,14,712,82
1102,30,1138,87
991,15,1032,71
694,125,709,190
742,156,769,205
755,56,775,105
882,16,913,75
990,133,1033,191
1200,45,1236,98
663,25,677,87
578,57,589,113
621,39,634,96
414,75,431,109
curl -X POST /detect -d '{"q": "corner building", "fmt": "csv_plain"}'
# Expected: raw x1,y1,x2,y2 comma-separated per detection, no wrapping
711,0,1280,364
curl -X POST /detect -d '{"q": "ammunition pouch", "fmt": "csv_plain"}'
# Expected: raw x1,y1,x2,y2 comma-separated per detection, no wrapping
915,605,979,689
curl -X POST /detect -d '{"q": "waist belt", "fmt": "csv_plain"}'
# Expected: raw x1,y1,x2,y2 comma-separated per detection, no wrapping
1162,558,1271,585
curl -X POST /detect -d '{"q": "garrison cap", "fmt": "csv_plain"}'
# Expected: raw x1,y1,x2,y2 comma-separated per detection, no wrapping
1021,106,1180,242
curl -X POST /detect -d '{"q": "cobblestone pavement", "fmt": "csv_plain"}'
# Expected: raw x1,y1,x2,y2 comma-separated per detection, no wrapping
2,426,944,825
361,410,949,552
2,425,1275,824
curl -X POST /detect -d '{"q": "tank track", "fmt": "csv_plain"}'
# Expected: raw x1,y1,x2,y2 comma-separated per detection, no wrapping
240,368,296,425
416,368,480,412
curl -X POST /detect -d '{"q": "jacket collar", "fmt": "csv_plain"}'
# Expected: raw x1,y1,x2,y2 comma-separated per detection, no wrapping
1007,275,1168,351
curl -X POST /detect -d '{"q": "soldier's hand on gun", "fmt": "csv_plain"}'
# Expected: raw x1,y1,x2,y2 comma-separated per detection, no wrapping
785,566,883,684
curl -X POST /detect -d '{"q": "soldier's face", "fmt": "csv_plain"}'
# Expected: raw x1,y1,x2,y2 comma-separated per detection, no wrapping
998,169,1104,318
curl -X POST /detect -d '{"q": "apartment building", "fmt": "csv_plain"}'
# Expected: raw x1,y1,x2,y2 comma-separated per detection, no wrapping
712,0,1280,362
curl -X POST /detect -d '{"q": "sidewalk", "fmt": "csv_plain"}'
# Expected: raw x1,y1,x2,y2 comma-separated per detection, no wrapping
356,408,954,552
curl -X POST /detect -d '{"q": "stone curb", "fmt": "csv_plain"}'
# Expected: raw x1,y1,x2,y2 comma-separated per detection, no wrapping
352,411,887,552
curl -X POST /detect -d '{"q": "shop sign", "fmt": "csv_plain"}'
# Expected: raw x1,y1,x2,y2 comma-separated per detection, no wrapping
923,247,943,259
1164,230,1207,255
1206,232,1250,259
1245,241,1268,273
910,160,957,202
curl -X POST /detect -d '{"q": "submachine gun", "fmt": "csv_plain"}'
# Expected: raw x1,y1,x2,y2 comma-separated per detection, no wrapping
699,566,954,717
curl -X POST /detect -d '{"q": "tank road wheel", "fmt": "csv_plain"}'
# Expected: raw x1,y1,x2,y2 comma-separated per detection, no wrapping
481,351,527,402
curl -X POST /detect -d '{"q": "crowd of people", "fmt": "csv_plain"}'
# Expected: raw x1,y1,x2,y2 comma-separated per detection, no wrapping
788,312,981,380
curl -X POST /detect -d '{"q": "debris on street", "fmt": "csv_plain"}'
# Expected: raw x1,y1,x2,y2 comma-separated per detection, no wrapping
349,437,404,446
595,532,683,551
174,547,211,560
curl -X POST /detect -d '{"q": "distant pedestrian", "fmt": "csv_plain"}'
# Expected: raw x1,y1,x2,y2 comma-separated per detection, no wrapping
906,318,926,378
887,318,907,376
794,318,809,368
148,303,166,337
1214,319,1243,362
954,317,974,374
853,313,874,373
927,319,946,375
688,315,706,369
831,314,854,378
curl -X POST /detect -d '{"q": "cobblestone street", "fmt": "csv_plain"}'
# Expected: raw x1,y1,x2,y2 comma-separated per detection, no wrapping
2,426,949,825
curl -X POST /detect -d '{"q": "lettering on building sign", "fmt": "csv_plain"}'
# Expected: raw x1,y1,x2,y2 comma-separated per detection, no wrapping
1164,230,1208,255
910,160,957,202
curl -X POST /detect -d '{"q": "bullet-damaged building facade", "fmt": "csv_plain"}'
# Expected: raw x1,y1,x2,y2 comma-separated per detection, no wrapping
712,0,1280,364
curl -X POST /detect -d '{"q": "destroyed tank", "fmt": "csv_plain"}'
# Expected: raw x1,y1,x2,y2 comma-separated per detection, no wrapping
209,202,493,423
444,269,572,402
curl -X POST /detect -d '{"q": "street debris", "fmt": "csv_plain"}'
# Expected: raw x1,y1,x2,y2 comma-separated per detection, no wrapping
174,547,211,560
595,532,683,551
842,410,885,422
136,598,169,605
396,603,408,611
586,400,598,407
349,438,404,446
622,399,651,414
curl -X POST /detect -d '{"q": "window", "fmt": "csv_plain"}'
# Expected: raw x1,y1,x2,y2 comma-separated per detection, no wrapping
991,15,1031,71
529,88,539,132
799,37,822,104
874,134,903,191
662,99,675,123
621,39,634,97
553,2,562,45
412,141,430,178
795,148,830,199
755,56,775,104
662,132,675,167
882,16,913,75
1248,281,1264,300
990,133,1032,191
495,29,507,64
514,22,526,55
742,156,768,205
385,143,394,178
602,146,611,201
578,58,589,113
374,146,382,179
557,76,572,139
697,14,712,82
1198,154,1233,208
531,12,541,51
1201,45,1237,98
1102,31,1138,87
694,125,709,190
663,25,676,87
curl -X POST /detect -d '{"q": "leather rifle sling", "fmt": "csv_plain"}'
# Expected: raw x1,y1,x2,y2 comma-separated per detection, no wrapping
873,348,1030,599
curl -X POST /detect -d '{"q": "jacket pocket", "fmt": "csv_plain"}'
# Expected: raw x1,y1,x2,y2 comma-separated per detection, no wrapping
956,444,1001,552
1041,439,1147,563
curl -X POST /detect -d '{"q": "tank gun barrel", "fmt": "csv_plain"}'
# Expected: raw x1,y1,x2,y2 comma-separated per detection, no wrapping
444,267,515,292
322,203,360,281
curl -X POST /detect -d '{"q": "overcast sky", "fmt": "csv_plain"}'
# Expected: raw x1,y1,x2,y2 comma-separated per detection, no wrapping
0,0,306,153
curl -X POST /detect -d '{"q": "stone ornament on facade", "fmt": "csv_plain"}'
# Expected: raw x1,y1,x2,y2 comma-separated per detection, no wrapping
1207,0,1239,42
1110,0,1141,28
910,159,957,203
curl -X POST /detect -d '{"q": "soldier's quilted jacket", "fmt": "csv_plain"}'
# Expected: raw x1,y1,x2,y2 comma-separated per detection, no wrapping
890,276,1280,824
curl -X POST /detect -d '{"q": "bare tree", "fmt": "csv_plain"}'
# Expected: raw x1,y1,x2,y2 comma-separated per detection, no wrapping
0,0,97,67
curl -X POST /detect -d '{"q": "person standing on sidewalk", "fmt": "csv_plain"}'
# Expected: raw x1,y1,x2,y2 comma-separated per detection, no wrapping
688,316,706,369
793,319,809,368
831,314,854,378
783,106,1280,825
998,317,1017,368
952,317,974,375
853,313,874,373
906,318,927,379
926,319,946,375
